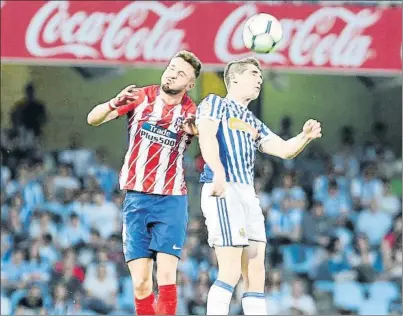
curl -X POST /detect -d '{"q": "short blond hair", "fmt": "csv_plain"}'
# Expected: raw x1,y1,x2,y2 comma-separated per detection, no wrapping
173,50,202,79
224,57,262,88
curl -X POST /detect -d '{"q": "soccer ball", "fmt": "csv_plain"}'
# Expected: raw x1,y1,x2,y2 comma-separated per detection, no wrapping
242,13,283,54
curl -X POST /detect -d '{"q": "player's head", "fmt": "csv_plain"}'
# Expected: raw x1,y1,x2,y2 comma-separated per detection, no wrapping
161,50,202,95
224,57,263,100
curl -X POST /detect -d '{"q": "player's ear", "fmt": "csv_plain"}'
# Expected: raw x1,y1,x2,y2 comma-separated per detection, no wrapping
186,82,195,91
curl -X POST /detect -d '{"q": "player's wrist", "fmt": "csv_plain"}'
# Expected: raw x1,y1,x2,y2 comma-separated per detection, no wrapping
108,99,118,111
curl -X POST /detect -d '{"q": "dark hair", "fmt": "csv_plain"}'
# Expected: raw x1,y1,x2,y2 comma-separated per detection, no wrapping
173,50,202,79
224,57,262,88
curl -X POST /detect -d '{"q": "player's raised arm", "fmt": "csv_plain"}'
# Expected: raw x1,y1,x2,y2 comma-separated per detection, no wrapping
87,85,144,126
259,119,322,159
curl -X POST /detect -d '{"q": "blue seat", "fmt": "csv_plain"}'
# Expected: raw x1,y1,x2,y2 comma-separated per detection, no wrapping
358,299,389,315
281,244,316,274
368,281,400,303
10,289,27,313
313,280,334,293
117,276,134,312
334,281,364,311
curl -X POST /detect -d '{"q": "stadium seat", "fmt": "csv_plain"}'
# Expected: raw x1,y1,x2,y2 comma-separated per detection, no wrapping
333,281,364,311
117,276,134,312
10,289,28,313
313,280,334,293
281,244,317,274
358,299,389,315
368,281,400,303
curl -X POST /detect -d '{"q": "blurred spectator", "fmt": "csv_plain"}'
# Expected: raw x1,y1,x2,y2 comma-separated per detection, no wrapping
378,179,401,215
15,284,46,316
83,264,118,314
356,199,392,247
11,83,47,137
87,147,118,200
51,164,80,196
281,278,317,315
87,191,120,239
29,212,58,241
49,282,73,315
347,234,377,283
301,201,333,247
1,248,28,294
58,134,94,178
351,164,383,208
271,172,306,209
279,116,293,140
22,239,51,286
0,292,11,316
322,179,350,218
58,213,90,249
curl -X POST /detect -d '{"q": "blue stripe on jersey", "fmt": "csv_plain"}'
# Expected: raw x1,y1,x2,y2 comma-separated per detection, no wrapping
209,95,218,117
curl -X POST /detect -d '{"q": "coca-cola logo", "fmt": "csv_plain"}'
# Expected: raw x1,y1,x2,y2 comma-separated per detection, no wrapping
215,5,381,67
25,1,194,61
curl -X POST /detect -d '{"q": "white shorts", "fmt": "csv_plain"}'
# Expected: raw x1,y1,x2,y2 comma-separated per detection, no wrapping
201,182,266,247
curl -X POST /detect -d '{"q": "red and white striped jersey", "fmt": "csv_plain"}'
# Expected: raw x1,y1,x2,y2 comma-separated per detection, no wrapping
119,85,196,195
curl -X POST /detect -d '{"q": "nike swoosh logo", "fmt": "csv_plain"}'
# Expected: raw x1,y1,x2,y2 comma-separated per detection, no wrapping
173,245,181,250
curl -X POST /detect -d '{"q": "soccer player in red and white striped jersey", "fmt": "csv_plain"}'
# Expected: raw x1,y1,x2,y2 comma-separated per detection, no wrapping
87,51,202,315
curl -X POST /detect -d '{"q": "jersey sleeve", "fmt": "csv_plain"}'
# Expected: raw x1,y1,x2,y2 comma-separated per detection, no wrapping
255,118,275,152
195,94,225,125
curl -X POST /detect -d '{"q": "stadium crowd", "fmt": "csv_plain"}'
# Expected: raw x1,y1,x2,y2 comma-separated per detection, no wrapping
0,99,402,315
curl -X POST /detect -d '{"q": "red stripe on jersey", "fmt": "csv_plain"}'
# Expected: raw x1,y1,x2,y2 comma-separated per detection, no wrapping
123,88,158,188
142,102,177,192
120,85,196,195
161,96,196,195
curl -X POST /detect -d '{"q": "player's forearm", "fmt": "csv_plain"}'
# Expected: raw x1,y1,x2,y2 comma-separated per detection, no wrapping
87,102,118,126
282,132,312,159
198,134,225,175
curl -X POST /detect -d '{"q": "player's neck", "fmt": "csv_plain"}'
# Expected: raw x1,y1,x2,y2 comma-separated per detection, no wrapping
225,92,251,107
160,89,185,106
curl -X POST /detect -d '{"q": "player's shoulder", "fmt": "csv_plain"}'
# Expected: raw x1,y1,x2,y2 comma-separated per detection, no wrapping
200,94,227,109
141,85,159,101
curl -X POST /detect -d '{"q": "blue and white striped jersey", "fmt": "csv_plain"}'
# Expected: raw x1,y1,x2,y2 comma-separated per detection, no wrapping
196,94,273,185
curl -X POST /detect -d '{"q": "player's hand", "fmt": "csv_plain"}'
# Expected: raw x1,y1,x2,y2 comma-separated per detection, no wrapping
181,115,199,135
109,85,140,109
211,169,227,198
302,119,322,140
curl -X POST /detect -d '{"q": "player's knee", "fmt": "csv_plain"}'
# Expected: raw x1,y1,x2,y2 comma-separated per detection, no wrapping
156,268,176,285
218,265,242,287
133,276,153,297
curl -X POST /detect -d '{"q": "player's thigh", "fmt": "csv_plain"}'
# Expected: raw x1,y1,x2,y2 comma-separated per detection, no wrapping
149,195,189,259
201,183,249,247
214,246,244,283
127,258,154,296
241,241,266,292
122,191,154,262
245,195,267,243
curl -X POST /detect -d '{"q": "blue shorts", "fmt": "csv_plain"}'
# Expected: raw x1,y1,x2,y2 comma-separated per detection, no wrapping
122,191,188,262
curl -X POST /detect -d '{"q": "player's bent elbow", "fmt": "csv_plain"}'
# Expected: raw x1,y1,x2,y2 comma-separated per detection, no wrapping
86,113,100,126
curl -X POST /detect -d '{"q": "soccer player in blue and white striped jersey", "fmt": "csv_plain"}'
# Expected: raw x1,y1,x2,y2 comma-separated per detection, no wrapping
195,57,322,315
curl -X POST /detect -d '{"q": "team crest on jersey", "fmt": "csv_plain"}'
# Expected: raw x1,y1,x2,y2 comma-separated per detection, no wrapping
239,228,246,238
174,116,184,132
228,118,258,139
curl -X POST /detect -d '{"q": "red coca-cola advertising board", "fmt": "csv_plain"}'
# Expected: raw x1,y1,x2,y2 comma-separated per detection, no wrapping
1,1,401,75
